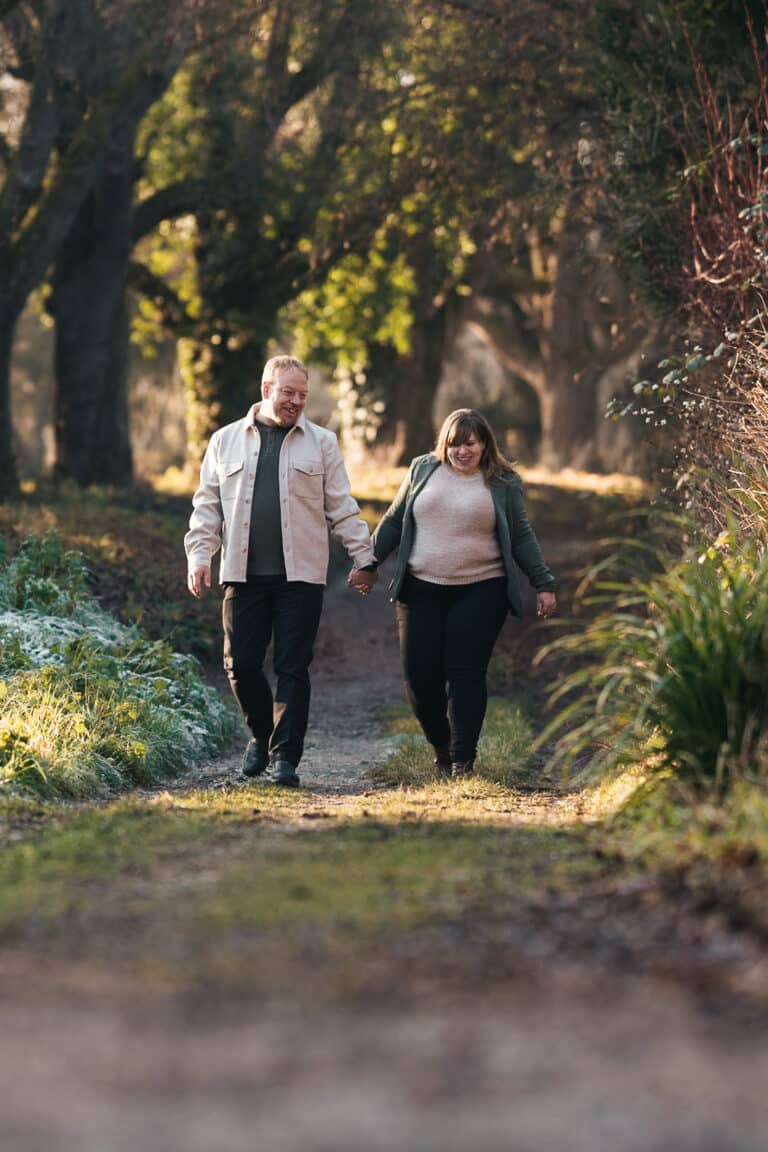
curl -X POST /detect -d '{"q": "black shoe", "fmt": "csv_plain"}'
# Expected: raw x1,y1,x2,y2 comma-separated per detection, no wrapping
270,759,300,788
451,760,475,778
242,738,270,778
432,746,452,777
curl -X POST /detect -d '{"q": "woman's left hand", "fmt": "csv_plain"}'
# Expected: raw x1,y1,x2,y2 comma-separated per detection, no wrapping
536,591,557,619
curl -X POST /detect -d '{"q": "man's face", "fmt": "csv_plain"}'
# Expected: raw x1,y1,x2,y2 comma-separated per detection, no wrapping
262,367,309,426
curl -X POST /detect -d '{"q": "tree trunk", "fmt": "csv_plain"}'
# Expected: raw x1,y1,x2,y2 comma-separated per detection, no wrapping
393,301,449,463
535,216,603,470
90,293,132,483
180,334,268,470
0,306,20,500
50,124,137,487
373,259,455,465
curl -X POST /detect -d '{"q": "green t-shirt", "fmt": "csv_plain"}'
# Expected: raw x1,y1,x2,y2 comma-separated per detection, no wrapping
246,424,291,576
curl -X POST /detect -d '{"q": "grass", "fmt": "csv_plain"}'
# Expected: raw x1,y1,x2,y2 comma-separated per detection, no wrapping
0,682,652,949
605,773,768,870
0,801,214,929
0,749,765,1003
535,533,768,790
0,533,236,799
0,778,611,1003
0,465,765,1005
371,697,540,788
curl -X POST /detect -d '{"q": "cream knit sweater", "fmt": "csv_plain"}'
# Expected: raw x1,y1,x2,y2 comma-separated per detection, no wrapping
408,464,504,585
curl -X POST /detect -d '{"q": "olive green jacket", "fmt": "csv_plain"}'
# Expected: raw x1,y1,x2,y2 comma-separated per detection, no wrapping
372,455,555,618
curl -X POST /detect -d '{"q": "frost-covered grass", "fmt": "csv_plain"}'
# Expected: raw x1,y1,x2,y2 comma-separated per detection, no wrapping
0,534,236,799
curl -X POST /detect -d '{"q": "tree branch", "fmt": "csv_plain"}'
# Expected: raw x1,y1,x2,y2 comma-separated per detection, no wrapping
132,179,208,242
9,58,180,316
128,259,197,336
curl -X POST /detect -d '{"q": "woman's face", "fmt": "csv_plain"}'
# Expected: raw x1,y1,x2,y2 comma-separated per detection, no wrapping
446,431,484,476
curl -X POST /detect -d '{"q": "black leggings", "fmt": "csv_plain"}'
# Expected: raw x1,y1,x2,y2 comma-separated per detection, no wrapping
395,574,509,764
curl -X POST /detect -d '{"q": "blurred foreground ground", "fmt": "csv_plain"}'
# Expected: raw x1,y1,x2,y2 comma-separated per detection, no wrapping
1,473,767,1152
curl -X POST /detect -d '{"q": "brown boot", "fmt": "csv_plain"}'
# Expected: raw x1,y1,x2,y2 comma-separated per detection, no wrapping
451,760,475,778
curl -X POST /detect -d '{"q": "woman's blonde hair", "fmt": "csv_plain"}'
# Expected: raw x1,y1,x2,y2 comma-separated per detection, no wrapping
434,408,515,481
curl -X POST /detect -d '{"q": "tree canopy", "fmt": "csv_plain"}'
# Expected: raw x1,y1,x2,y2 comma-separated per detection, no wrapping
1,0,767,489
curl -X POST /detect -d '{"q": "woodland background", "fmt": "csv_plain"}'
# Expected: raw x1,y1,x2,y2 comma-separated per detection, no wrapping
2,0,765,508
2,10,768,1146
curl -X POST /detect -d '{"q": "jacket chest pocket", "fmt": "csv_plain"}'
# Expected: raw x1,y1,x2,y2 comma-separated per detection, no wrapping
218,459,244,499
290,459,324,501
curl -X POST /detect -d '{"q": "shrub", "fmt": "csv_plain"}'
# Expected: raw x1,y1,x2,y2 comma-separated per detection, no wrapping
537,534,768,792
0,533,236,799
0,532,88,613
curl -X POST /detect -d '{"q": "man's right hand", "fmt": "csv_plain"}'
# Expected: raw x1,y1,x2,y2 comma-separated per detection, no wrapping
188,566,211,598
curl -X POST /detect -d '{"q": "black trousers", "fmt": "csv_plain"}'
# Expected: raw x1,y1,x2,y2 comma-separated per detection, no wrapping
396,574,509,764
222,576,324,768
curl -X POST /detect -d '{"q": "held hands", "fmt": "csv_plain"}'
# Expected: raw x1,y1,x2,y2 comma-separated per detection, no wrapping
348,567,378,596
188,565,211,599
536,591,557,619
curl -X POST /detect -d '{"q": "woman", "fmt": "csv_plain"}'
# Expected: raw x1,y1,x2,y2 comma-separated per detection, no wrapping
366,409,556,778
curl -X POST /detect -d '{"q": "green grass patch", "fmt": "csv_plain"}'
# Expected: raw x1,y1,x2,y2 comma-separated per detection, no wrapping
371,697,538,788
608,775,768,869
0,800,216,930
0,785,606,974
197,820,599,937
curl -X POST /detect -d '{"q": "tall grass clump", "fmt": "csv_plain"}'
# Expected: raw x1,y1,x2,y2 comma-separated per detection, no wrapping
537,535,768,792
371,698,535,788
0,534,235,799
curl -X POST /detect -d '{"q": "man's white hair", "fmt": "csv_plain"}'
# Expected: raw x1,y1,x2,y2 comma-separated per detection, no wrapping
261,355,308,385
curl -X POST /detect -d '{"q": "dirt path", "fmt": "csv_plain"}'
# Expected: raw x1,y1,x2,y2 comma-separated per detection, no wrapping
2,544,768,1152
187,557,406,795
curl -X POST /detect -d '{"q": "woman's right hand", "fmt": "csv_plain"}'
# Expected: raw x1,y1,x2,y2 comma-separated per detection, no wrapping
536,591,557,619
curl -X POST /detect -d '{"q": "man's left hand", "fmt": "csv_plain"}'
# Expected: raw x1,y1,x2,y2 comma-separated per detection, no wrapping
348,568,378,596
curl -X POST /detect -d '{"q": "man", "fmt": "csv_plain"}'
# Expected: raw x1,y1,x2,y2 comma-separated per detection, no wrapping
185,355,377,787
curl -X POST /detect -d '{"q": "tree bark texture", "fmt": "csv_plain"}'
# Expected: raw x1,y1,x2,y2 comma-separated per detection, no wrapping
50,123,137,486
0,306,20,500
